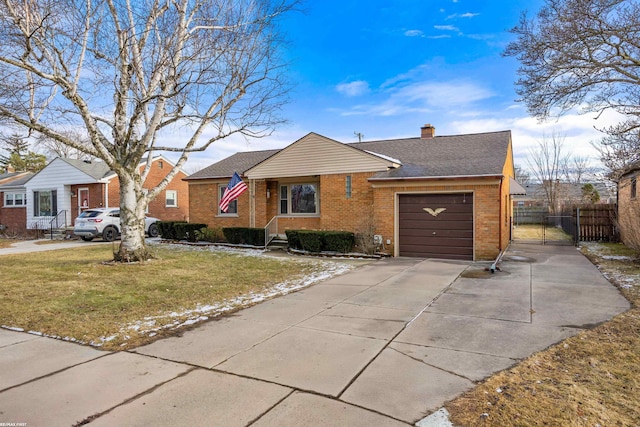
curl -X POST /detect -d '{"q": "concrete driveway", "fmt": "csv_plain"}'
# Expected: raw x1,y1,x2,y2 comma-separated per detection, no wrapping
0,243,629,426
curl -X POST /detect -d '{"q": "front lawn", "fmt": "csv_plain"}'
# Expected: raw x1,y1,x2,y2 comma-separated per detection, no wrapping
0,238,20,249
445,242,640,426
0,244,356,350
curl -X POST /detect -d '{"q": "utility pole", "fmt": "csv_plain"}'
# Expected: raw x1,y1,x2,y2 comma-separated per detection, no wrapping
354,131,364,142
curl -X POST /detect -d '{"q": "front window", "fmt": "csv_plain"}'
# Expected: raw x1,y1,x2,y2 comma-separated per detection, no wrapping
4,192,25,207
33,190,57,217
280,183,318,215
166,190,177,207
219,185,238,215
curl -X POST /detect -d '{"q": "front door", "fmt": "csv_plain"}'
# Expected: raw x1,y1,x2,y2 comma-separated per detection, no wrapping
78,188,90,216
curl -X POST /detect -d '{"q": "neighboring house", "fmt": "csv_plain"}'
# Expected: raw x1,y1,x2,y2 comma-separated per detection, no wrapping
0,171,34,235
186,124,521,261
3,155,188,233
617,162,640,248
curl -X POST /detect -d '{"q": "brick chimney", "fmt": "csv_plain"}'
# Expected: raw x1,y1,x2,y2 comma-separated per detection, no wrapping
420,124,435,139
6,164,15,173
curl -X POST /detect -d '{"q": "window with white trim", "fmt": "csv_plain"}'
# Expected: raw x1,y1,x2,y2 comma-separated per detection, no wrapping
33,190,57,217
165,190,177,207
4,192,25,207
219,185,238,215
279,183,318,215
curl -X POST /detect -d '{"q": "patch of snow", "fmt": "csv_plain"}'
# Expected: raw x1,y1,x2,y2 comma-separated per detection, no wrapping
2,325,25,332
602,255,634,261
416,408,454,427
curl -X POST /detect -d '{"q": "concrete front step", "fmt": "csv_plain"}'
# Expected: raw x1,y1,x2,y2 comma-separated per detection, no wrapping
267,239,288,251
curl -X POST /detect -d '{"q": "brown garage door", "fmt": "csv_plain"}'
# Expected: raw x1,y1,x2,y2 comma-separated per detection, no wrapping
398,193,473,260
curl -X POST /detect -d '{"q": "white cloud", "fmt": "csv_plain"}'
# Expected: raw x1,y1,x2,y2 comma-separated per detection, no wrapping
428,34,452,39
404,29,424,37
434,25,459,31
336,80,371,97
335,78,494,119
447,12,479,19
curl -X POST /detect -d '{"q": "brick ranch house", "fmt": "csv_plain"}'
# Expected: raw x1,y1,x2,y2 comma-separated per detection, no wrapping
186,125,522,261
0,155,188,235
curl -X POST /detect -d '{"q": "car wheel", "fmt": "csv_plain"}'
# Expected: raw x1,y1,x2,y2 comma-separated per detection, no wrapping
148,223,159,238
103,226,117,242
81,236,94,242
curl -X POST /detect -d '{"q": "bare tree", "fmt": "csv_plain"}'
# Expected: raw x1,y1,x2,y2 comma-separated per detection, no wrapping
0,0,295,261
36,130,93,161
565,155,595,184
526,131,570,214
514,164,531,185
595,132,640,180
504,0,640,177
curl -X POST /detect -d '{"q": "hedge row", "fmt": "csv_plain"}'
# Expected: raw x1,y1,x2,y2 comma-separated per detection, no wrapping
222,227,266,246
286,230,355,253
157,221,207,242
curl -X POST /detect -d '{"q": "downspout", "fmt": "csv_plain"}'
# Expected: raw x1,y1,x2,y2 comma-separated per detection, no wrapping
491,176,505,274
490,248,506,273
498,176,503,252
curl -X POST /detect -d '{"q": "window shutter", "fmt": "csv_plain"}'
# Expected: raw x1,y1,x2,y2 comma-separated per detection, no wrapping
52,190,57,214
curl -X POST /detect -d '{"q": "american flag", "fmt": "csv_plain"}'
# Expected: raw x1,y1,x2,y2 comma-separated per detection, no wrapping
219,171,248,213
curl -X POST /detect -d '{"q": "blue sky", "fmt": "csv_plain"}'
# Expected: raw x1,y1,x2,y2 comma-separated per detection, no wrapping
184,0,619,173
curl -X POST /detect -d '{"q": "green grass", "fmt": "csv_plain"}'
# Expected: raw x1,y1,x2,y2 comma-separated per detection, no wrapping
0,245,344,350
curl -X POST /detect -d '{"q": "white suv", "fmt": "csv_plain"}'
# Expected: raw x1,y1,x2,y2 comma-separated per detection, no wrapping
74,208,159,242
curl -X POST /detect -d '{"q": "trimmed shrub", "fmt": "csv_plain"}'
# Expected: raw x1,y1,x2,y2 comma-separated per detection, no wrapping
286,229,355,253
157,221,187,240
322,230,355,253
298,230,322,253
174,223,207,242
285,230,301,250
194,227,225,243
222,227,266,246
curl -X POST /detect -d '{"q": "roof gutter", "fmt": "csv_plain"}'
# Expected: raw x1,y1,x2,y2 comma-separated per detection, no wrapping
183,175,234,181
368,173,503,182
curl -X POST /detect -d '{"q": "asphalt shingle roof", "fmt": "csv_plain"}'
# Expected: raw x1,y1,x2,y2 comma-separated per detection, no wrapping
186,149,279,180
0,172,34,188
59,158,113,180
185,130,511,180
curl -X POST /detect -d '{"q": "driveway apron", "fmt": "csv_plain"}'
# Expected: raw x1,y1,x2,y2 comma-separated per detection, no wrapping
0,244,629,426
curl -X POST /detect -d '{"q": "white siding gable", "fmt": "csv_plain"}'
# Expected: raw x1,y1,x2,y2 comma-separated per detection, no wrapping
246,133,398,179
25,158,108,229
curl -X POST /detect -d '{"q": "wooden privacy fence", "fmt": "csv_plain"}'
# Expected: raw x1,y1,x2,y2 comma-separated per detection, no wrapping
574,204,618,242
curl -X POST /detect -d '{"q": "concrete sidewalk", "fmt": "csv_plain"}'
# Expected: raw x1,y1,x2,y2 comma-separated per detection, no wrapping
0,239,108,255
0,244,630,426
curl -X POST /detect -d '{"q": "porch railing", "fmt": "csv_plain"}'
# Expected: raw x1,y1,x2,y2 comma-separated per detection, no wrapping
264,215,278,247
49,210,68,240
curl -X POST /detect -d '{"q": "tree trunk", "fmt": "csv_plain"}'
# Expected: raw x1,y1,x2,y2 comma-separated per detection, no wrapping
114,172,152,262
